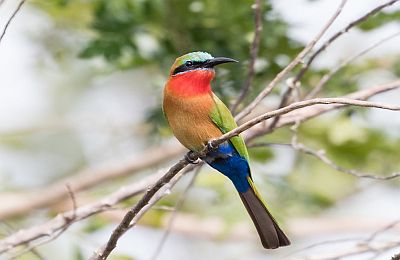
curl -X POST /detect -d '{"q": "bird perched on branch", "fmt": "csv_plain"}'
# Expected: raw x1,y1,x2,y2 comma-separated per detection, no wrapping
162,51,290,249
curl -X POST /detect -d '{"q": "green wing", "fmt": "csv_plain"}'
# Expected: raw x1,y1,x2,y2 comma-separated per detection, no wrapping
209,94,250,161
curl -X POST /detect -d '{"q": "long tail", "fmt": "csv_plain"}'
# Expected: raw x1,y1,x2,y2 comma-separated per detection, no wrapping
239,177,290,249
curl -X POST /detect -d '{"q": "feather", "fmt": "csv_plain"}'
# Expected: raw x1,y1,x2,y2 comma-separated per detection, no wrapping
163,53,290,249
240,178,291,248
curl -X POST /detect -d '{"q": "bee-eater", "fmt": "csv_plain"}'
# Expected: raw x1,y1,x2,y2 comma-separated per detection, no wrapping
163,51,290,249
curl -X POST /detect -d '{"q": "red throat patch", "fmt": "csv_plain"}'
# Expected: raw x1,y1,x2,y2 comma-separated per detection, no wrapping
166,69,215,97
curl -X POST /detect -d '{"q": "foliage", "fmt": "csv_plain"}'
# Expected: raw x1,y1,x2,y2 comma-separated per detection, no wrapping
35,0,302,120
2,1,400,258
21,0,399,219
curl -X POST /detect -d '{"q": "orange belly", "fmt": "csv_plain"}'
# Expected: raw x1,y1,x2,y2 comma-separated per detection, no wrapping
163,91,222,151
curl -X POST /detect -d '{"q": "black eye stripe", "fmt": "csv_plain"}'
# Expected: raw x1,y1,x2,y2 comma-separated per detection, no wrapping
172,60,207,75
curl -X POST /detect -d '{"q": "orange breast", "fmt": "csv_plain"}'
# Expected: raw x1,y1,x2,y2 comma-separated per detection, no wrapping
163,90,222,152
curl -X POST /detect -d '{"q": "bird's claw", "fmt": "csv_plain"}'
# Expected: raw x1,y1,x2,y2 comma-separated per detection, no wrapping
207,139,218,150
185,151,199,164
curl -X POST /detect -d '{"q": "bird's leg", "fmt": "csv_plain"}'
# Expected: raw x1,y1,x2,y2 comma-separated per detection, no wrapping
185,150,200,164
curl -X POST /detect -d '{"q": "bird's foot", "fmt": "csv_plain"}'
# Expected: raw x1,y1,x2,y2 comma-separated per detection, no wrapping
185,151,200,164
206,139,218,151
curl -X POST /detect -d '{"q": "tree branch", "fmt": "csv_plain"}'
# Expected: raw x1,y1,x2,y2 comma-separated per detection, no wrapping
7,186,79,259
0,145,184,220
245,80,400,140
0,0,25,44
1,80,398,257
266,0,398,132
306,30,400,99
235,0,348,120
231,0,263,114
150,167,201,260
1,1,399,259
0,170,166,253
286,220,400,259
289,119,400,180
292,137,400,180
218,96,400,149
89,164,199,260
1,80,398,222
92,81,400,259
294,0,400,85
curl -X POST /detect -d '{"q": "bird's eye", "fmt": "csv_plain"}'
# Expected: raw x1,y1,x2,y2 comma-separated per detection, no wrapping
185,61,193,66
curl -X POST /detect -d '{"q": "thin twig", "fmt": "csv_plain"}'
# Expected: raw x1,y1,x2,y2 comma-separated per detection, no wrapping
65,184,77,220
0,0,25,44
298,144,400,180
294,0,400,85
0,2,399,258
322,241,400,259
284,237,364,258
235,0,348,120
90,164,199,260
1,81,399,256
0,171,165,254
365,220,400,243
220,97,400,149
267,0,398,132
290,120,400,180
125,166,201,232
92,88,400,259
287,219,400,259
0,144,184,220
231,0,263,114
1,224,47,260
150,167,201,260
253,138,400,181
306,30,400,99
8,186,79,259
1,80,397,223
244,80,400,140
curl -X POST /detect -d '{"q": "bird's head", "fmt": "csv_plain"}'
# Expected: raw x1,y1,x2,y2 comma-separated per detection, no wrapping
166,51,237,96
169,51,238,77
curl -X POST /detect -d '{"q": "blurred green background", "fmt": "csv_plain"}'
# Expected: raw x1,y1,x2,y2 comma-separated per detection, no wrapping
0,0,399,259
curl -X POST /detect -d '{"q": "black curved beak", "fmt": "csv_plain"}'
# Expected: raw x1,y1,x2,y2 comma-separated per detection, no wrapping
204,57,239,68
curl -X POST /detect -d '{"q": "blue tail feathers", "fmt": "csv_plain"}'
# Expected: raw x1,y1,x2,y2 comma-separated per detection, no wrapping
204,142,251,193
204,141,291,249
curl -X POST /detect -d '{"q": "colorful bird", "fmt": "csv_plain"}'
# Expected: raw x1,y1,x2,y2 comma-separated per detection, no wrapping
163,51,290,249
